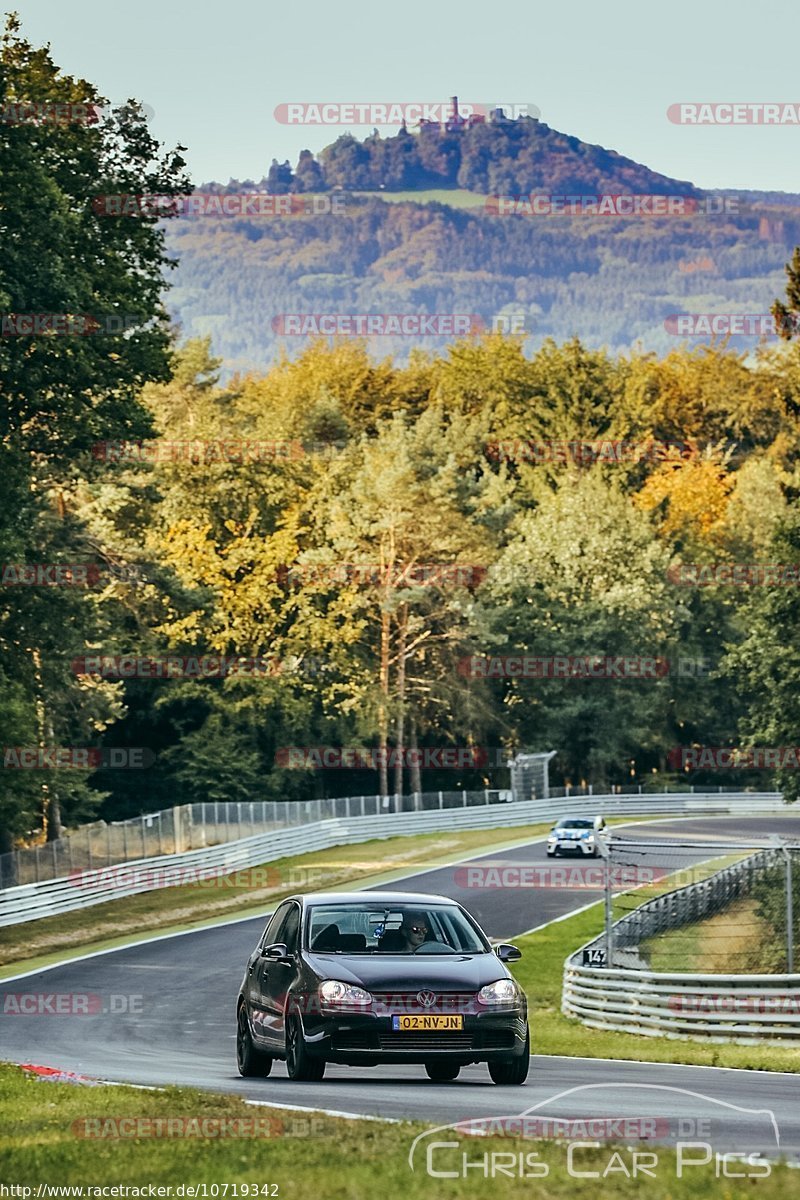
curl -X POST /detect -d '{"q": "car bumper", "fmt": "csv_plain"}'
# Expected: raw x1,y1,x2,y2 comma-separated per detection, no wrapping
549,840,596,854
299,1009,529,1065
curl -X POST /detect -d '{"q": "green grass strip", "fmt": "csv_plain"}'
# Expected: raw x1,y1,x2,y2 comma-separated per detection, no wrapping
0,1061,794,1195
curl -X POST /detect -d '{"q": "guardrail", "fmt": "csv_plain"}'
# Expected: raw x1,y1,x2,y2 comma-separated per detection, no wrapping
563,963,800,1041
0,791,791,927
563,844,800,1041
0,782,779,890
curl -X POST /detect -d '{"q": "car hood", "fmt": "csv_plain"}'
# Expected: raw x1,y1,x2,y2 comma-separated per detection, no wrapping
304,951,509,990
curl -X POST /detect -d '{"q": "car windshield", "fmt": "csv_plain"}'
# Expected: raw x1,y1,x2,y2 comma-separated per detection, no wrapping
306,903,489,955
558,819,594,829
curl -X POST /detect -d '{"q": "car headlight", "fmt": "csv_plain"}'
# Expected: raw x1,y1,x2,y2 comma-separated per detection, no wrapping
581,832,593,840
318,980,372,1006
477,979,519,1006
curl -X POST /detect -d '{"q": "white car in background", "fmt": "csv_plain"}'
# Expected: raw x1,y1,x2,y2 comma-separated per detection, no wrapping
546,815,607,857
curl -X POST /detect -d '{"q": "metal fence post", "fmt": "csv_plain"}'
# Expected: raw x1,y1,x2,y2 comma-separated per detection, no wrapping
783,846,795,974
462,790,467,807
603,844,613,966
438,791,443,809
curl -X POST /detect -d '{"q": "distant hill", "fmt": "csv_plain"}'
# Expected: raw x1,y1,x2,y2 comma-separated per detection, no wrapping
163,120,800,374
254,115,702,199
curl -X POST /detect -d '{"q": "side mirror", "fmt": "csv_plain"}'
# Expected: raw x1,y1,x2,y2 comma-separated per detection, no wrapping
263,942,289,959
494,943,522,962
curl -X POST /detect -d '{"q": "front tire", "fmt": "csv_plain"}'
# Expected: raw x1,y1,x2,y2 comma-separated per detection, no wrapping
236,1004,273,1077
285,1014,325,1081
488,1029,530,1085
424,1061,461,1082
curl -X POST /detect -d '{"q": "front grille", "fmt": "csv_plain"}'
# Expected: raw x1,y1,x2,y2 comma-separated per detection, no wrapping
332,1032,378,1052
376,1033,475,1051
332,1030,475,1052
370,992,477,1014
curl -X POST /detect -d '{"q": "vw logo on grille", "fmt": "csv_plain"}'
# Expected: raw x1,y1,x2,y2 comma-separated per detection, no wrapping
417,991,437,1008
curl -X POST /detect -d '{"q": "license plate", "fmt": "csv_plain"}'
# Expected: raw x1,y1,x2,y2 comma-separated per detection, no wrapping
391,1014,464,1031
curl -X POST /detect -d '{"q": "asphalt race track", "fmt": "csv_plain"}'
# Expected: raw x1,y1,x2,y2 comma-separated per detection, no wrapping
2,815,800,1160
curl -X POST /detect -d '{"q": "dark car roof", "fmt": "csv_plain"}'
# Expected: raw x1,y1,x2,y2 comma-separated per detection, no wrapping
288,890,456,907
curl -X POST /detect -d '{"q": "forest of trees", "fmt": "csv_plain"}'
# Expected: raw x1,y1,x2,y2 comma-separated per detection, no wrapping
6,327,800,846
5,16,800,854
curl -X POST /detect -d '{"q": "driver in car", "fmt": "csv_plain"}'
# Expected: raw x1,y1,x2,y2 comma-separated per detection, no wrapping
398,913,430,952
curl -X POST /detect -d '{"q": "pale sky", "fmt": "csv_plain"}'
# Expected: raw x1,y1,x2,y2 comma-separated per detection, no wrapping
10,0,800,192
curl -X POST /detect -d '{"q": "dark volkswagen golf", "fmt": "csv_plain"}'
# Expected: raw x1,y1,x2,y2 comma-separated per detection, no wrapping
236,890,529,1084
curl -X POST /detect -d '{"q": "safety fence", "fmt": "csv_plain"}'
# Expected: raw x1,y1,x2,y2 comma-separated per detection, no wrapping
0,790,790,926
0,791,513,890
0,783,780,890
609,848,780,952
563,841,800,1041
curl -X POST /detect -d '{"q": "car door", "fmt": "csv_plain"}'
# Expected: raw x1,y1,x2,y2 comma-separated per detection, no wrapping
246,903,291,1042
257,901,302,1050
